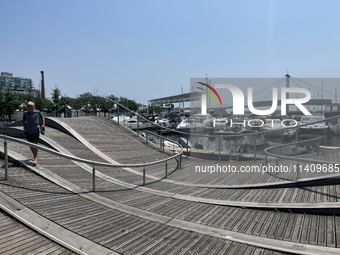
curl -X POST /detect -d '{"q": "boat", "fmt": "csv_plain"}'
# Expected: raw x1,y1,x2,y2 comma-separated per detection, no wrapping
112,115,148,130
154,117,170,127
212,127,245,135
176,117,190,132
263,119,283,137
298,115,329,136
324,104,340,134
178,137,193,148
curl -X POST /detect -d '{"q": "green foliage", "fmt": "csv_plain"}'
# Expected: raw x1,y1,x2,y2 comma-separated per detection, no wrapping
118,96,139,111
148,105,163,114
3,87,21,121
0,86,4,117
0,84,146,120
51,86,61,103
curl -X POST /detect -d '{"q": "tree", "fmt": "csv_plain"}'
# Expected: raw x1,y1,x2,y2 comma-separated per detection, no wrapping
51,86,61,104
3,87,20,122
0,86,4,119
148,105,163,115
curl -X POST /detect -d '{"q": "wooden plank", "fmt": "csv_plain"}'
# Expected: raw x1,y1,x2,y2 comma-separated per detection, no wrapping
327,216,336,247
290,214,304,243
318,215,327,246
309,215,319,245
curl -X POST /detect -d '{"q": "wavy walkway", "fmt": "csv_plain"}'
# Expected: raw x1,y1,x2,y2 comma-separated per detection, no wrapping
1,116,340,254
0,209,75,255
0,160,294,255
42,117,340,208
53,117,340,188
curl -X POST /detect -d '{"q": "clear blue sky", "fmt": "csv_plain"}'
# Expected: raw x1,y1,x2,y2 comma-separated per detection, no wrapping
1,0,340,104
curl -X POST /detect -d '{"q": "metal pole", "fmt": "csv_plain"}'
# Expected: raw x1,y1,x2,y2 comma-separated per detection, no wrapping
98,98,100,117
92,165,95,192
137,116,139,137
219,137,221,162
186,136,189,158
286,74,290,115
4,138,8,181
317,138,320,155
81,100,83,117
159,130,162,148
165,161,168,179
295,128,298,158
118,107,120,124
254,134,257,160
64,106,67,118
295,128,299,179
280,134,283,156
143,167,146,186
180,154,182,169
146,131,148,144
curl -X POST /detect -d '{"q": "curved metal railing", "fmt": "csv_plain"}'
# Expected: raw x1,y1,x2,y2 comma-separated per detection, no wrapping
264,137,340,179
49,95,340,138
0,133,183,191
48,95,340,161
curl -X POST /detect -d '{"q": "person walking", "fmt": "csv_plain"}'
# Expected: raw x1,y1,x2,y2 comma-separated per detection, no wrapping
22,101,45,166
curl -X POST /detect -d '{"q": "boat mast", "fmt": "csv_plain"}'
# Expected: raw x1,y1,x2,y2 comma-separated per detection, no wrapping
285,73,290,115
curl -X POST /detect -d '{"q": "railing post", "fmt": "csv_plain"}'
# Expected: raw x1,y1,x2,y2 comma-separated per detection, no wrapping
143,167,146,186
219,137,221,162
254,134,257,161
295,129,299,179
317,138,320,155
180,153,182,169
64,106,67,118
81,100,83,117
159,130,162,150
265,155,268,167
98,98,100,117
146,131,148,144
186,136,189,158
92,165,95,192
295,128,298,157
137,116,139,137
165,161,168,179
4,137,8,181
280,133,283,156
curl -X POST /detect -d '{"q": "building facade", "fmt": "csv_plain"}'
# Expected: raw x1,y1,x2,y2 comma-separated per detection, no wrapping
0,72,35,94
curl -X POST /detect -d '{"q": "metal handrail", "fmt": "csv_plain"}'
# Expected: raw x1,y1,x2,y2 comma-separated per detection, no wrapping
49,95,340,138
48,95,340,162
264,137,339,179
0,133,183,191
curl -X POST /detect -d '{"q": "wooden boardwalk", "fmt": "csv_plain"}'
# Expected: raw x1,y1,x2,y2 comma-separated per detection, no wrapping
0,209,75,255
1,116,340,254
0,162,291,255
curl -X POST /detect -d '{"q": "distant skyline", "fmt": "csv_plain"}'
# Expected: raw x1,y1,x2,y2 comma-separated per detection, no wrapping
1,0,340,104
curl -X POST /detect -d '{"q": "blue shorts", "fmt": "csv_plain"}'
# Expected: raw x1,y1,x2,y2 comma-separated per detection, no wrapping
26,132,40,143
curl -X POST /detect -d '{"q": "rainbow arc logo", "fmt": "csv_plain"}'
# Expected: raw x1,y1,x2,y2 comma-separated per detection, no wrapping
196,82,223,106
